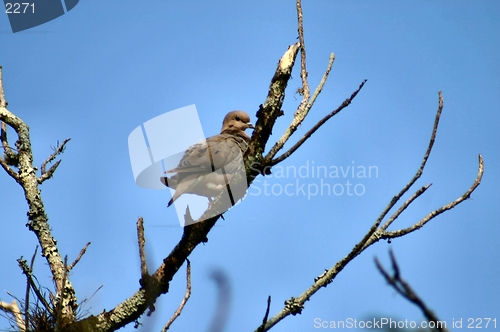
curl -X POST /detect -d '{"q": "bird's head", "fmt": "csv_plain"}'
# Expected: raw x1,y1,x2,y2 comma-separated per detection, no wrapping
221,110,254,133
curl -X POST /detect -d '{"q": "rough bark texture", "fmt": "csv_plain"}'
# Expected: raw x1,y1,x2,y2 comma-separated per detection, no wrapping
0,92,78,326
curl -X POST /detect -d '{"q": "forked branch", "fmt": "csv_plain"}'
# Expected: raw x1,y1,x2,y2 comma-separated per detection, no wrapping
255,91,483,331
38,138,71,184
382,155,482,240
266,53,337,162
375,251,449,332
265,1,343,163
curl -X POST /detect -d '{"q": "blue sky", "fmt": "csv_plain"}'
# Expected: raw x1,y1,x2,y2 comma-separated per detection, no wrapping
1,1,499,331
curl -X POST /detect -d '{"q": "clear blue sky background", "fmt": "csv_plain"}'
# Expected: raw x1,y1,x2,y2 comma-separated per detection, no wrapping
1,1,499,331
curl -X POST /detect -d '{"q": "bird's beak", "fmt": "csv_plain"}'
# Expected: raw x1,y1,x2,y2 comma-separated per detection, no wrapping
247,122,255,130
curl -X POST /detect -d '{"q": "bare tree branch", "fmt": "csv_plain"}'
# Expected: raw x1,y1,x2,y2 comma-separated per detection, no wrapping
263,2,340,164
41,139,70,174
270,79,367,166
266,53,336,162
63,193,225,330
382,155,483,239
381,184,432,231
244,42,300,172
0,300,25,332
38,138,71,184
377,91,444,229
305,53,335,115
375,251,449,332
356,91,444,251
296,0,310,114
68,242,91,272
162,259,191,332
0,66,78,324
255,90,483,331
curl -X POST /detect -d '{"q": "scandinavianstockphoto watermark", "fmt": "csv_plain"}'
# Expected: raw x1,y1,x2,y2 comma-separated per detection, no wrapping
249,160,379,199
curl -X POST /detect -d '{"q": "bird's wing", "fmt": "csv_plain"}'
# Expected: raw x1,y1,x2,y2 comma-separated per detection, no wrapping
166,133,247,174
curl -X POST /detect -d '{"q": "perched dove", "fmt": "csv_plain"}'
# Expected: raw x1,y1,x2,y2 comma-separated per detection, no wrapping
161,111,254,207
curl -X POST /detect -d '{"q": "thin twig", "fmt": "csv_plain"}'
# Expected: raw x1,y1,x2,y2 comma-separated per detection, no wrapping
380,184,432,231
24,246,39,331
38,138,71,183
306,53,335,114
296,0,310,107
383,154,483,239
264,0,338,163
162,259,191,332
17,258,54,315
350,91,444,252
375,251,449,332
38,160,61,184
377,91,444,227
266,53,336,162
257,296,272,332
270,79,367,166
137,217,148,278
68,242,91,271
79,284,104,308
40,138,70,174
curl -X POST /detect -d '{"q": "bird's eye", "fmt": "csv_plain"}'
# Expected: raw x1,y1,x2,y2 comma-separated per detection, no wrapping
235,116,241,121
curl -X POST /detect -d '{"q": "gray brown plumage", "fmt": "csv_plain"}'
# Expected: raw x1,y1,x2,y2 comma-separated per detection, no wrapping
161,111,254,207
